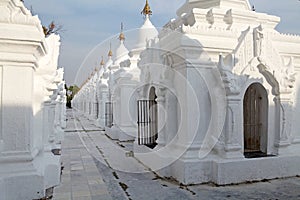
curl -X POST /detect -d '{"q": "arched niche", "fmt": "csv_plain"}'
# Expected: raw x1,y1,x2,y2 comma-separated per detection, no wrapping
243,83,268,158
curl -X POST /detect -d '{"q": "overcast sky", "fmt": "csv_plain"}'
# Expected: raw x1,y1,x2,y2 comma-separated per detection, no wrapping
24,0,300,86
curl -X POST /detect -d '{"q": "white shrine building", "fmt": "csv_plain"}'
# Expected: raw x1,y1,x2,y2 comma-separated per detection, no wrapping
0,0,66,199
73,0,300,185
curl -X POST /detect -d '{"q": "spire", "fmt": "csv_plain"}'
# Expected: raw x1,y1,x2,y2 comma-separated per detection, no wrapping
105,43,114,68
118,22,125,41
115,23,130,64
108,42,113,57
100,56,105,66
141,0,152,16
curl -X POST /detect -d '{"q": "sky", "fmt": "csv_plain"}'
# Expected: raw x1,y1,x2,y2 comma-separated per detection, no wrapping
24,0,300,86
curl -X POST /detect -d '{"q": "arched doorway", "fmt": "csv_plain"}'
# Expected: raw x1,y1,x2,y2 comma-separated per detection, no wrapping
243,83,268,158
149,87,158,147
105,102,113,128
137,87,158,148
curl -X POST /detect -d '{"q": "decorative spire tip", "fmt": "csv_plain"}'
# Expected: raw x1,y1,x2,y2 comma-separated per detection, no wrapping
118,22,125,41
100,56,105,65
108,43,113,57
141,0,152,16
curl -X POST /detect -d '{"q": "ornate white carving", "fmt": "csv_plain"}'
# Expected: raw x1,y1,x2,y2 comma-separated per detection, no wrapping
253,25,264,57
224,9,233,26
120,59,131,68
0,0,42,30
218,53,247,95
206,9,214,26
280,57,296,91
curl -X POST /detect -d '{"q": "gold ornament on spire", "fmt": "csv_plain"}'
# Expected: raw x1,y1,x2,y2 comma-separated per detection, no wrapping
118,22,125,41
141,0,152,16
108,50,113,57
108,43,113,57
100,56,105,66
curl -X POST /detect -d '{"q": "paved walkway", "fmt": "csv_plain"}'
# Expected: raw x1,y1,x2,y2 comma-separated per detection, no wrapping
53,109,300,200
53,112,113,200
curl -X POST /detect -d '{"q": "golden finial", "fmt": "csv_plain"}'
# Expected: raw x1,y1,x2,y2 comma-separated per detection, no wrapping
118,22,125,41
108,43,113,57
100,56,105,66
141,0,152,16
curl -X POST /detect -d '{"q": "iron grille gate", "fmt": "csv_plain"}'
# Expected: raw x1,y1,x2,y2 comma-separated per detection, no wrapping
89,102,92,115
96,102,99,118
105,102,113,128
137,100,158,146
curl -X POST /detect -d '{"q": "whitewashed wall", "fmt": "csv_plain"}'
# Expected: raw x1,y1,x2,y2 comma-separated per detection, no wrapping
0,0,65,199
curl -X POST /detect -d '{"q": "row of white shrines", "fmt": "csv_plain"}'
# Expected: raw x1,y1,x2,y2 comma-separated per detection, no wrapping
73,0,300,189
0,0,66,200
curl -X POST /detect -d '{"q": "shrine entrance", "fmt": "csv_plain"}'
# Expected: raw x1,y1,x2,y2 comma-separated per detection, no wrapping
137,87,158,148
105,102,113,128
243,83,268,158
96,102,99,119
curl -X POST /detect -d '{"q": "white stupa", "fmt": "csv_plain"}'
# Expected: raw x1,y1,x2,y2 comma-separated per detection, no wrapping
130,0,158,56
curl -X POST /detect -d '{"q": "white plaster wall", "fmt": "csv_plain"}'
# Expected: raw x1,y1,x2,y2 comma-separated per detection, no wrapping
0,66,2,152
2,66,33,152
0,1,64,198
172,66,212,154
164,90,179,144
292,67,300,142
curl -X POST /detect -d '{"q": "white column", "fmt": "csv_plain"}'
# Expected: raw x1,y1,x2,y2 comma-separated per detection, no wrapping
223,98,244,159
274,94,294,155
156,87,167,148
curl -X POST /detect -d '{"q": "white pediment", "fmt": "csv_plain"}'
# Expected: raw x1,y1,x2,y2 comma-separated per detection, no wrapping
0,0,41,27
0,0,47,67
177,0,251,16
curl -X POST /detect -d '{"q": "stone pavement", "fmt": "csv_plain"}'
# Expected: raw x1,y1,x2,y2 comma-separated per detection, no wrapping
53,109,300,200
52,112,113,200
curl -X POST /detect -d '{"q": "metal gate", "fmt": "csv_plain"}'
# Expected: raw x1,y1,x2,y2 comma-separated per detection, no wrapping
105,102,113,128
96,102,99,118
137,100,158,146
89,102,92,115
